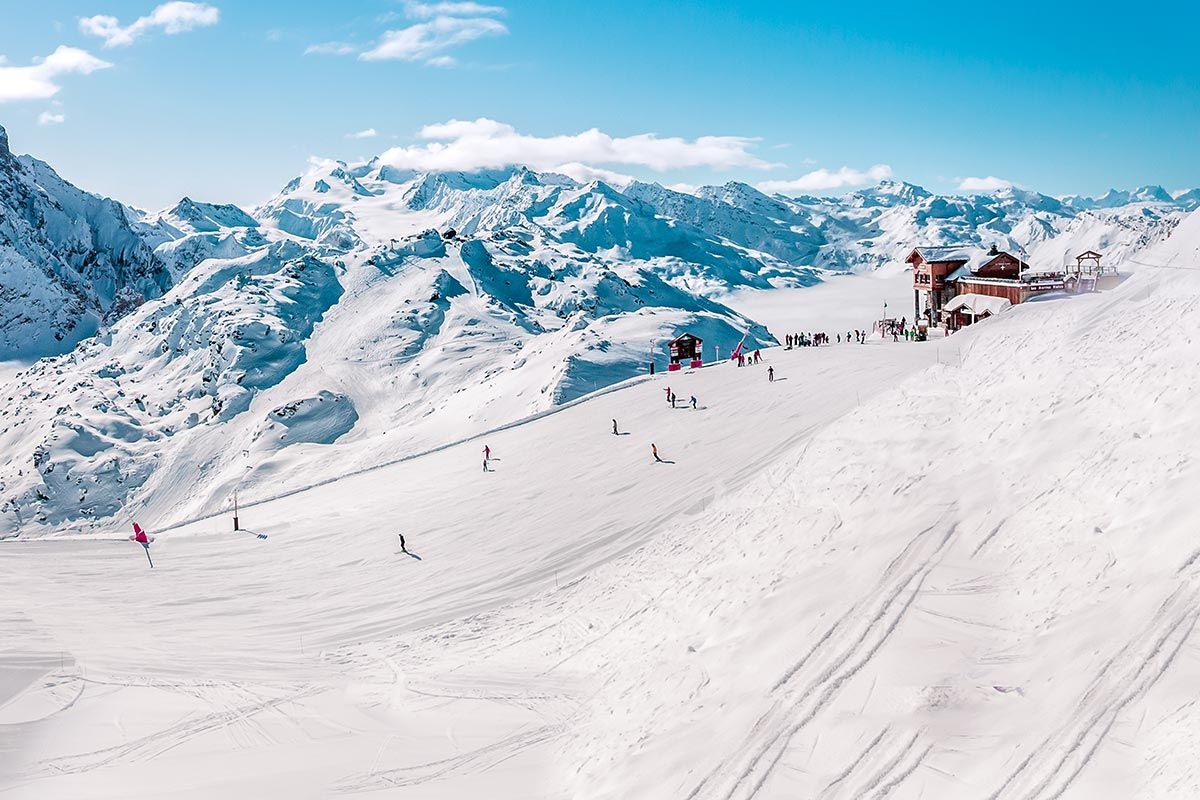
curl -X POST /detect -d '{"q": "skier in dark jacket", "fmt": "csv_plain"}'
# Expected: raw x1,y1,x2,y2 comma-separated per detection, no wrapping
612,419,619,435
768,366,775,382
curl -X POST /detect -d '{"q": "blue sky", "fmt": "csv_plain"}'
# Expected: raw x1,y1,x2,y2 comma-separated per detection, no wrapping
1,0,1197,209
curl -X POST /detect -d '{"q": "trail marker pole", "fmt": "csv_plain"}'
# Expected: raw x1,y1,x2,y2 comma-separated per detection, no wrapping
233,490,239,532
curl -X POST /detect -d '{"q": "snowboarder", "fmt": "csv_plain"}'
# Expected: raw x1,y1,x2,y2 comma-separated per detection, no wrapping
768,366,775,382
130,522,154,568
652,443,663,463
690,395,697,409
612,418,619,435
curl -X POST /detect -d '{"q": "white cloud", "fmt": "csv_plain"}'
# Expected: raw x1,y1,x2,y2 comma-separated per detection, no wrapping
38,111,66,125
346,128,378,139
378,118,777,174
403,1,506,18
80,2,219,48
958,175,1014,192
757,164,892,194
305,41,356,56
361,15,507,63
425,55,457,67
0,46,112,103
550,162,635,188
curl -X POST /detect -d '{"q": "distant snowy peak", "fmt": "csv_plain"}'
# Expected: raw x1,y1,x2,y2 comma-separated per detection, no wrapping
1068,185,1179,210
1173,188,1200,211
167,197,259,232
847,180,932,208
0,125,171,358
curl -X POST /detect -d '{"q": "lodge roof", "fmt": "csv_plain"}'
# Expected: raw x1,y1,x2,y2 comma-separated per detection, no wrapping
908,246,973,264
943,293,1012,316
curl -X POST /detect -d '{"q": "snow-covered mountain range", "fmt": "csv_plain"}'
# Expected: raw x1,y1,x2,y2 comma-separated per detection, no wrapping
0,122,1193,536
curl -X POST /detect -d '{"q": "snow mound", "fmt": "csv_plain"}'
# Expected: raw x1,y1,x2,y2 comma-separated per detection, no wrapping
255,390,358,448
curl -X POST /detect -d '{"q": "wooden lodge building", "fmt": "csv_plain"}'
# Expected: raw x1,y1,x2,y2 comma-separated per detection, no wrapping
908,244,1068,330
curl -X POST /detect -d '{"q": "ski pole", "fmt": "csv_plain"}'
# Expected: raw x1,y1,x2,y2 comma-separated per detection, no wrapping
144,546,154,569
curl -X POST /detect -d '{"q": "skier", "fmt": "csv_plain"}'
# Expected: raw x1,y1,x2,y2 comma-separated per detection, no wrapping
612,418,619,435
398,532,408,554
690,395,697,409
671,394,677,408
130,522,154,568
768,366,775,382
665,386,672,403
652,443,663,463
483,444,491,461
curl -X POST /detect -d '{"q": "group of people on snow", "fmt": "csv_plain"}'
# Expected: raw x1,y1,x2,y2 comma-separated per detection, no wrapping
735,349,764,367
663,387,698,409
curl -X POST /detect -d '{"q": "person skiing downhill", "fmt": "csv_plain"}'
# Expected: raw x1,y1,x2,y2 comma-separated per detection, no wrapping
690,395,697,409
664,387,672,404
768,366,775,382
612,419,619,435
130,522,154,568
652,443,663,463
398,532,408,553
483,445,491,461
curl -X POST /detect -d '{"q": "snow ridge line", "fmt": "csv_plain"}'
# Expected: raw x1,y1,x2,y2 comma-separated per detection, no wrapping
685,517,958,800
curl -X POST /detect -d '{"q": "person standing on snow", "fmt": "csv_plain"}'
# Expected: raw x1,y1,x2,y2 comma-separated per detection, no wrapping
665,386,672,404
612,419,619,435
652,443,663,463
690,395,697,409
483,444,491,461
398,532,408,554
768,366,775,382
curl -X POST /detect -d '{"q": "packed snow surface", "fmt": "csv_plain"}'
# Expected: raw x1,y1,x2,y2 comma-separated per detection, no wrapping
2,207,1199,796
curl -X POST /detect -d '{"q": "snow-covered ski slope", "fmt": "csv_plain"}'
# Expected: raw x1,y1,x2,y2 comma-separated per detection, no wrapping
2,211,1200,798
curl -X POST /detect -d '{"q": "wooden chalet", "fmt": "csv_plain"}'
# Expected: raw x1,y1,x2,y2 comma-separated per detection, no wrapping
907,246,971,323
911,243,1068,331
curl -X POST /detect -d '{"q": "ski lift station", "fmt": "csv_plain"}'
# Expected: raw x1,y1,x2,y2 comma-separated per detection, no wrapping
668,333,704,371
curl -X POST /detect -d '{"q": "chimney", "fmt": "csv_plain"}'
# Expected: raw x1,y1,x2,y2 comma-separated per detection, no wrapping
989,242,999,256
